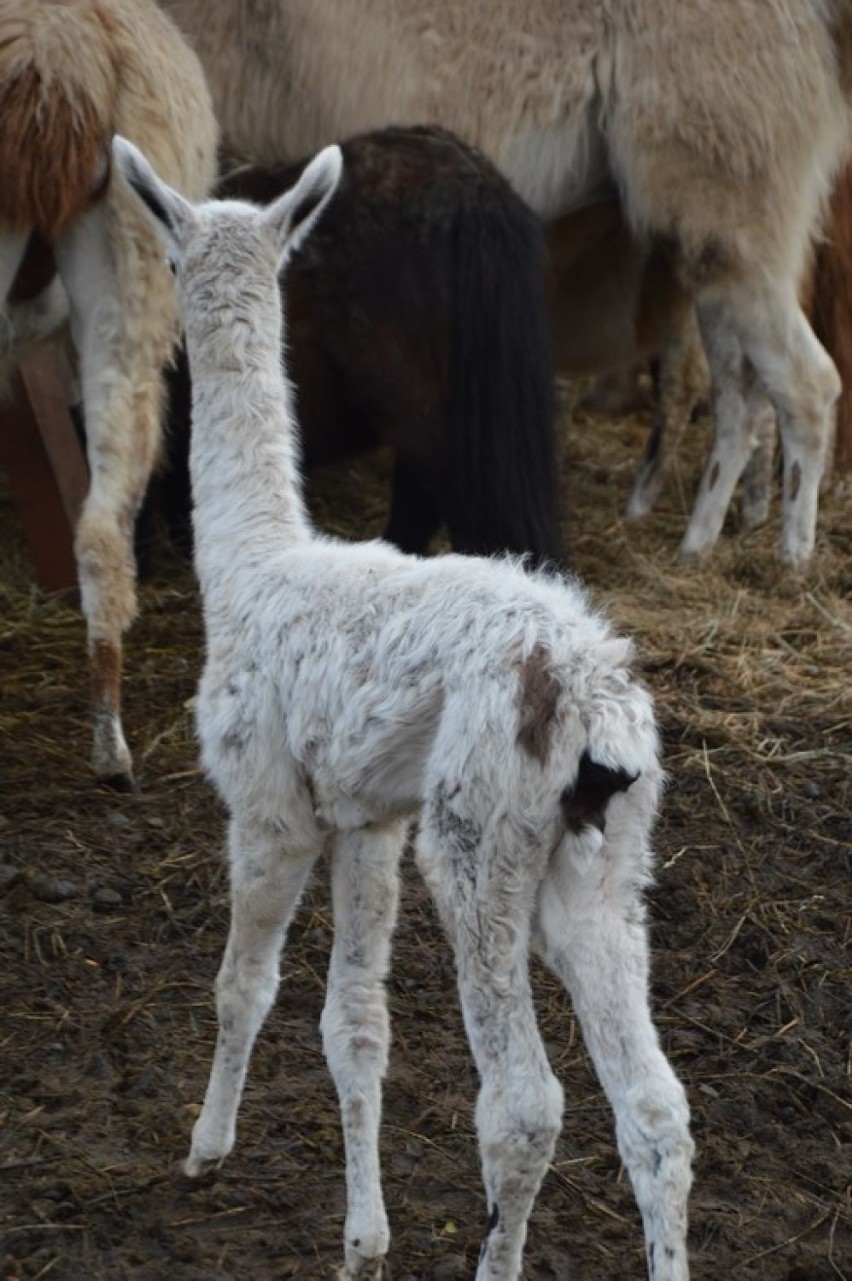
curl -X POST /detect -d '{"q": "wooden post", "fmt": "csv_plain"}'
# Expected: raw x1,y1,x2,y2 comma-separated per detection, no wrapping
0,344,89,593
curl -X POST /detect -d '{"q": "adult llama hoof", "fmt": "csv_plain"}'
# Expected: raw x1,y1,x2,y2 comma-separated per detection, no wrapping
336,1260,387,1280
96,767,137,793
92,715,136,791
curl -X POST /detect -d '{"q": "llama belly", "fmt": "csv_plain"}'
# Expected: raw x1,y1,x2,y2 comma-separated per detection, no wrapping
500,112,610,221
301,681,446,832
308,743,427,832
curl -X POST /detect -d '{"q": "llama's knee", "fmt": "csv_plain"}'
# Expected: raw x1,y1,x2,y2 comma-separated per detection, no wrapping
615,1062,694,1218
473,1071,563,1279
215,942,279,1033
321,981,391,1096
477,1070,564,1206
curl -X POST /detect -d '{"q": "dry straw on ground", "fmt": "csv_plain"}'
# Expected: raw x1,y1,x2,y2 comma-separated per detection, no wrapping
1,401,850,1280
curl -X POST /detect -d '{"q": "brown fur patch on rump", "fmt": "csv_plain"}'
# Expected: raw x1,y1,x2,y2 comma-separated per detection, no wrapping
0,65,110,237
516,643,562,765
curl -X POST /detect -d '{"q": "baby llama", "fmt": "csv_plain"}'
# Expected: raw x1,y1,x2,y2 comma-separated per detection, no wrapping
113,134,694,1281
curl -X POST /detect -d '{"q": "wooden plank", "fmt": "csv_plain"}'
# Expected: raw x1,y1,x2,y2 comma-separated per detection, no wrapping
0,345,89,593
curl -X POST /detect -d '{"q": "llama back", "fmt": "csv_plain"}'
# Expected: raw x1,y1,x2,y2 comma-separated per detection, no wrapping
198,544,654,835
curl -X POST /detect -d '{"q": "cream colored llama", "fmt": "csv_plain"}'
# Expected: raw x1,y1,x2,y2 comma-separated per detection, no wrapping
0,0,217,786
115,132,694,1281
161,0,852,567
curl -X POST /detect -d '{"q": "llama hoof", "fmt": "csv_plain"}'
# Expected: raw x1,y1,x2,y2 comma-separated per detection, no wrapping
779,539,813,572
95,768,138,793
338,1223,389,1279
625,493,653,520
676,540,710,564
184,1149,225,1179
172,1157,214,1186
336,1261,386,1280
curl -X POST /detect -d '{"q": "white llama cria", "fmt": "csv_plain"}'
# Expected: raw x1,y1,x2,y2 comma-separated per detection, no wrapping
114,134,694,1281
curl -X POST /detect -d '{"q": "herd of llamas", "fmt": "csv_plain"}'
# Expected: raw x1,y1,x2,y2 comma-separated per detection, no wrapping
3,2,852,1279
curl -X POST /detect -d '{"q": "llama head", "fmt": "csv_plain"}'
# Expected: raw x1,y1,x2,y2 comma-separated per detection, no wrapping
112,135,343,280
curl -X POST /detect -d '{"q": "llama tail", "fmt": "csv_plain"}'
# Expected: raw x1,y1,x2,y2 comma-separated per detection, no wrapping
0,5,115,238
444,171,565,568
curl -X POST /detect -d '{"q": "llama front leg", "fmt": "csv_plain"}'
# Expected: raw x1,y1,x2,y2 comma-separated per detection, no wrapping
417,817,563,1281
55,199,171,785
533,837,693,1280
321,822,407,1279
186,820,322,1175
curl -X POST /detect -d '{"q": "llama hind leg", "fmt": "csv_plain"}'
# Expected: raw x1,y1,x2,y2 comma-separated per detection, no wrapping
322,822,407,1279
739,394,777,532
678,304,758,559
532,837,692,1281
186,819,322,1175
723,286,840,564
627,304,706,519
55,200,170,785
685,285,839,565
416,815,562,1281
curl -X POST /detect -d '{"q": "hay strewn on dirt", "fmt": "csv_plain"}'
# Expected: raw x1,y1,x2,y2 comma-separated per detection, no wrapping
1,403,850,1280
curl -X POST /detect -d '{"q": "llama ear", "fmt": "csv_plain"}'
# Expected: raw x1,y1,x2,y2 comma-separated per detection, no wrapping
112,135,196,250
264,144,343,265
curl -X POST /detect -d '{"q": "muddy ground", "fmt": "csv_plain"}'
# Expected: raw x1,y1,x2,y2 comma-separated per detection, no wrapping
1,403,850,1280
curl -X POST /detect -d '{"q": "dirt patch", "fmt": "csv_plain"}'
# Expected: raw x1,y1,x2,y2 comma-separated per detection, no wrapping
1,404,850,1279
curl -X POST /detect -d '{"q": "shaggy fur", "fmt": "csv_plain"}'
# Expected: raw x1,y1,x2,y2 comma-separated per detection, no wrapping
161,0,852,565
0,0,217,785
115,133,694,1281
159,125,564,567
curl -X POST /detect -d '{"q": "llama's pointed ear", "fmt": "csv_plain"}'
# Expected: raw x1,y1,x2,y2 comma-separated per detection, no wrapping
112,135,196,248
264,144,343,264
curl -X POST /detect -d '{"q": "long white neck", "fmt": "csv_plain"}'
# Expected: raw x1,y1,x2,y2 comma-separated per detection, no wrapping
181,250,312,612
